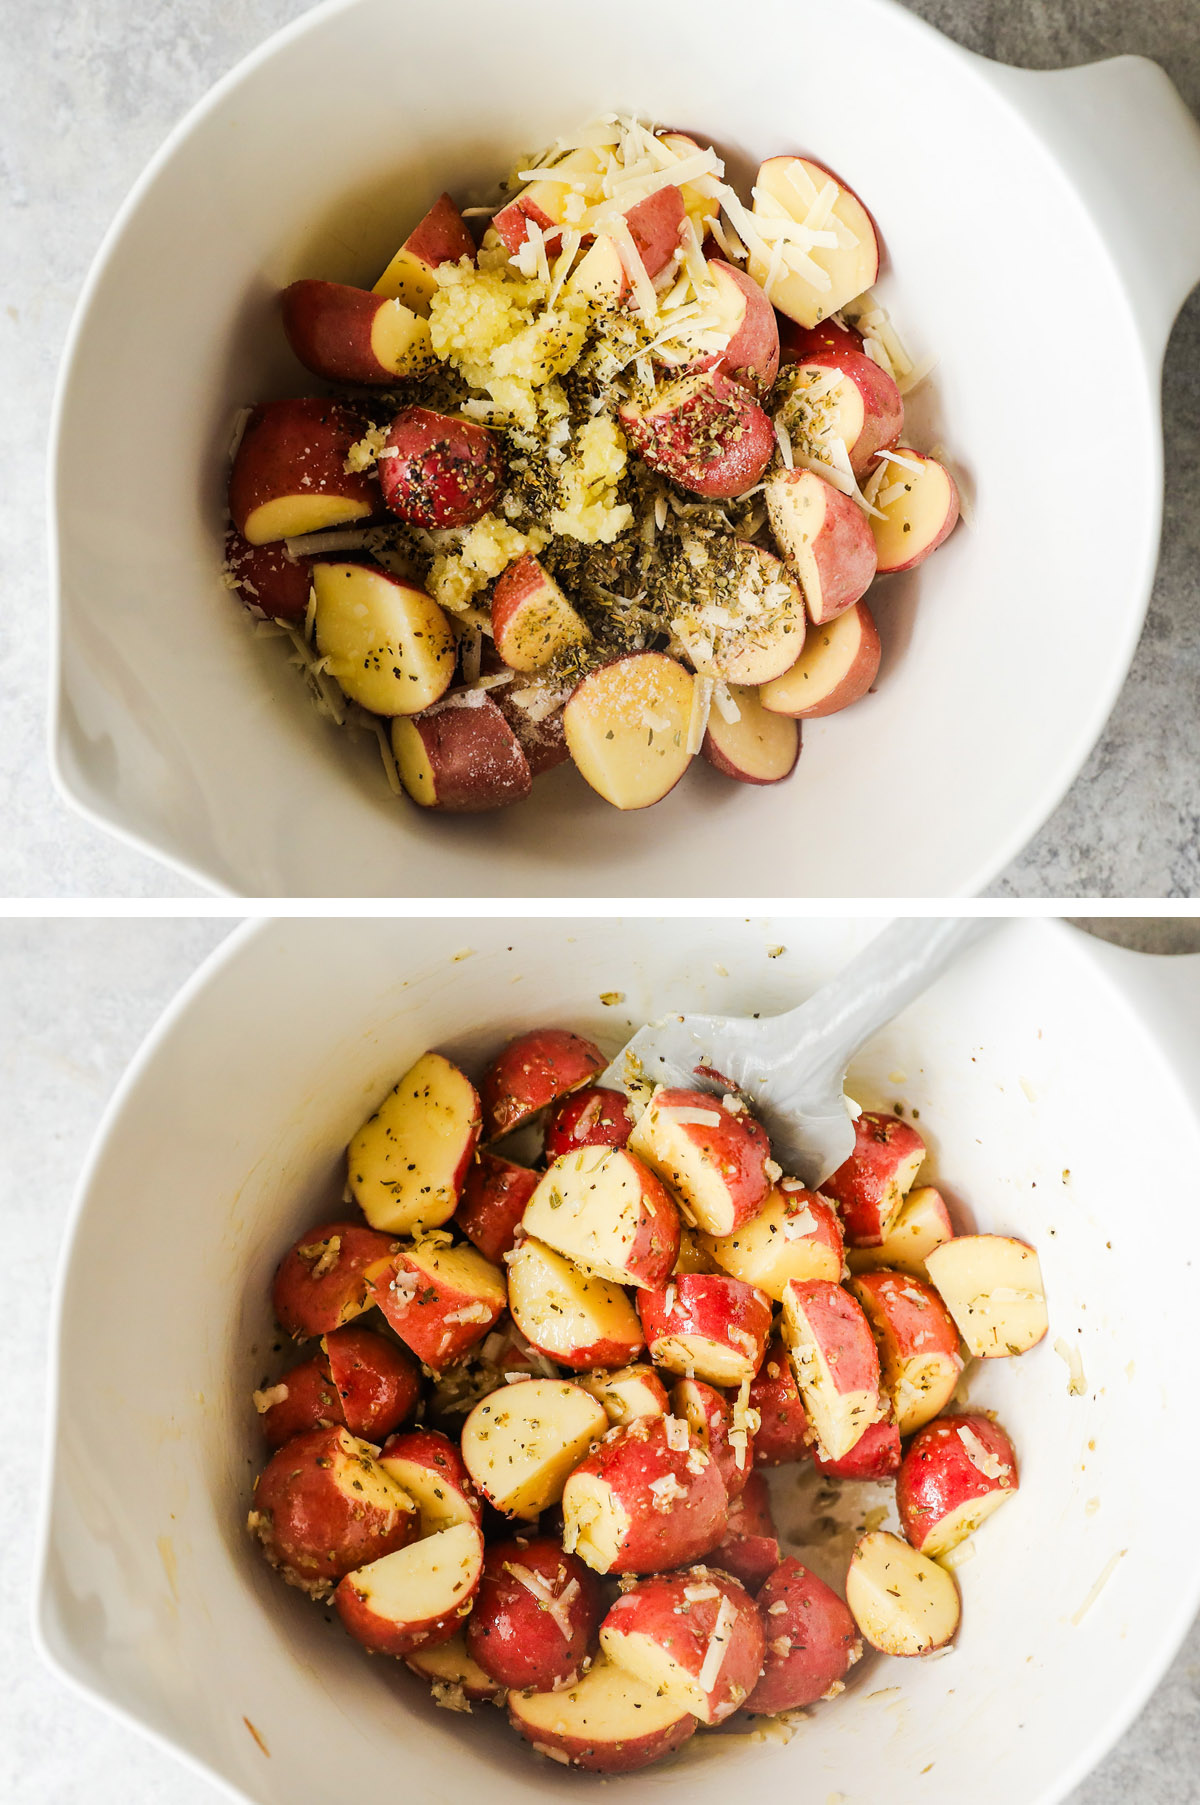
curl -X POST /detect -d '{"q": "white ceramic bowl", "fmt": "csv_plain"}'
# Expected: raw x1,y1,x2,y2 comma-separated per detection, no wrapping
48,0,1200,897
36,916,1200,1804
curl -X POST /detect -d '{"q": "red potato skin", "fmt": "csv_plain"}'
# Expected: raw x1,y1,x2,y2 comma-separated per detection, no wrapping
745,1557,860,1713
635,1087,774,1236
322,1324,422,1441
619,370,775,500
456,1150,539,1263
794,347,904,474
896,1415,1018,1552
602,1570,765,1723
494,688,570,777
224,531,315,621
624,184,687,278
672,1378,753,1499
370,1248,505,1371
543,1086,634,1161
400,192,476,281
812,1418,902,1480
380,407,503,529
768,468,877,624
281,279,423,385
397,695,533,813
256,1354,344,1450
711,1472,779,1590
481,1027,605,1140
701,711,800,785
639,1273,773,1378
508,1679,697,1772
785,1278,883,1400
761,599,881,720
850,1269,962,1369
333,1530,484,1656
749,1335,811,1465
466,1537,605,1690
821,1111,927,1246
228,399,380,543
703,260,780,391
871,448,960,574
378,1427,484,1528
249,1425,417,1593
566,1418,729,1572
525,1146,680,1291
778,317,865,364
271,1219,397,1340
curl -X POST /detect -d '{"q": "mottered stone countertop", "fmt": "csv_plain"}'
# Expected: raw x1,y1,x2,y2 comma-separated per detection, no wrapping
1,916,1197,1801
0,0,1197,896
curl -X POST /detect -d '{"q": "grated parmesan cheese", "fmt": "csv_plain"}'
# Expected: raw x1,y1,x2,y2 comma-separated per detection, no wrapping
697,1595,738,1694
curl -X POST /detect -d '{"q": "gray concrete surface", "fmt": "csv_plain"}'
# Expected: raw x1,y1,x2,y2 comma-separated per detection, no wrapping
0,0,1197,895
3,918,1198,1802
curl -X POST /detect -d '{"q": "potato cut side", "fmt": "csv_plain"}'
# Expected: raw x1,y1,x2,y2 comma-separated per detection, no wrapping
669,545,806,686
560,1470,629,1573
347,1522,484,1624
649,1332,755,1387
782,1285,885,1460
919,1484,1015,1559
924,1235,1048,1357
245,493,373,546
749,156,879,328
509,1657,695,1771
846,1530,960,1655
701,684,799,784
599,1625,713,1721
368,299,434,377
579,1365,668,1425
759,598,880,719
701,1189,840,1299
563,654,694,809
460,1380,607,1519
888,1351,962,1437
523,1146,673,1287
406,1629,501,1699
327,1432,419,1515
348,1050,480,1234
313,562,455,715
508,1239,644,1367
869,450,959,573
846,1186,954,1277
377,1452,477,1536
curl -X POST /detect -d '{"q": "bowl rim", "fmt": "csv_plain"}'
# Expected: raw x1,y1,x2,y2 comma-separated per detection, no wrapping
32,914,1200,1804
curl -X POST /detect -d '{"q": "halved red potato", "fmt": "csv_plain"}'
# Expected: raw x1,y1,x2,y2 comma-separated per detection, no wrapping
461,1379,607,1519
248,1425,418,1597
759,597,880,719
377,1426,484,1536
456,1150,539,1264
701,260,780,390
490,555,590,672
670,544,807,686
379,407,504,529
701,683,800,785
481,1027,605,1140
491,147,606,256
579,1364,669,1426
700,1185,843,1300
313,563,456,715
372,1238,506,1371
563,653,695,810
820,1110,926,1247
392,694,533,813
349,1051,482,1234
869,448,959,573
812,1417,902,1480
781,1278,886,1461
746,1557,861,1712
898,1414,1018,1556
335,1521,485,1656
748,156,880,328
846,1184,954,1278
845,1529,960,1656
466,1536,604,1691
229,399,380,545
924,1235,1048,1357
523,1146,680,1290
849,1270,963,1435
778,316,865,365
710,1470,780,1590
749,1334,811,1466
254,1354,344,1450
629,1087,773,1237
570,186,688,302
619,369,775,499
672,1378,753,1498
282,280,433,384
495,682,571,777
600,1568,765,1724
223,530,315,622
405,1629,503,1703
374,191,476,311
543,1086,634,1161
638,1273,772,1387
783,348,903,476
561,1417,728,1574
764,468,877,624
508,1657,696,1772
508,1238,645,1370
271,1219,397,1340
319,1323,422,1440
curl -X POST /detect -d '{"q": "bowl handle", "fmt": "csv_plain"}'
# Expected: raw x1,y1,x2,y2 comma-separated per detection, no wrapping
983,55,1200,361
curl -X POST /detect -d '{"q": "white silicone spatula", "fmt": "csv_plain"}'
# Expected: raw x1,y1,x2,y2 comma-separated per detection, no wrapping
601,918,996,1187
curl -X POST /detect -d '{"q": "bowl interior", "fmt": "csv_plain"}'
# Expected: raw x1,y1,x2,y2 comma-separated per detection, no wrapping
39,917,1200,1805
52,0,1159,896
